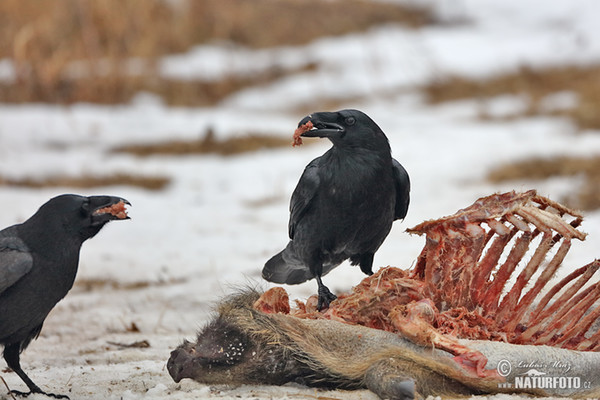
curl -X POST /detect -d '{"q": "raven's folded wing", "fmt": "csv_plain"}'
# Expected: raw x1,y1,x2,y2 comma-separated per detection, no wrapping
289,161,321,239
392,158,410,220
0,236,33,295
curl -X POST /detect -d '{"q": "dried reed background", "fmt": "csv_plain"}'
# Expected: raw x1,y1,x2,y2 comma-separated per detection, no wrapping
1,0,599,209
0,0,431,105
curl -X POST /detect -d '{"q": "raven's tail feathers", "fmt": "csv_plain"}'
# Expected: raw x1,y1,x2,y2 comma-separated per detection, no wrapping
262,244,312,285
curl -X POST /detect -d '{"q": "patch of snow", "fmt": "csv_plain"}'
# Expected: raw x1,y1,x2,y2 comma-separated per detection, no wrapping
539,91,579,112
2,1,600,399
0,59,15,83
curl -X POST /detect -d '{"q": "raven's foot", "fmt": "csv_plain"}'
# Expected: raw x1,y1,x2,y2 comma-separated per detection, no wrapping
10,389,70,399
317,286,337,311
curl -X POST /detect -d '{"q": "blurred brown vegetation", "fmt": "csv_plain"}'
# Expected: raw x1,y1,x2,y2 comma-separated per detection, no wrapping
0,173,170,190
0,0,432,105
488,156,600,211
111,128,311,157
427,66,600,210
4,1,600,206
424,65,600,131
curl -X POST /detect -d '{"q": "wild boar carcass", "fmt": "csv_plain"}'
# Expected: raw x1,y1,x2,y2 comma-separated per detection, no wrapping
168,191,600,399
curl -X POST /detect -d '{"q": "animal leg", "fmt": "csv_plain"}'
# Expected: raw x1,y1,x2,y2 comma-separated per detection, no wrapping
389,302,495,379
3,343,69,399
364,359,417,400
4,343,42,394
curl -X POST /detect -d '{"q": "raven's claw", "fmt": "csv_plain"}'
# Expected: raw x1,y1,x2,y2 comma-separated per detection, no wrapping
317,286,337,311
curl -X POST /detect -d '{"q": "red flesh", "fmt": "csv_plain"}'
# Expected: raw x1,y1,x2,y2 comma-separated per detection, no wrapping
94,201,128,219
253,287,290,314
292,121,313,147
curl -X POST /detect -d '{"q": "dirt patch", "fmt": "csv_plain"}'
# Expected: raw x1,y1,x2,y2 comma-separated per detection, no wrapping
0,173,170,191
423,65,600,131
487,155,600,210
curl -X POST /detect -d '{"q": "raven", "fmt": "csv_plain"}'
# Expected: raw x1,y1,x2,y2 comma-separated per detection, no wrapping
263,109,410,310
0,194,130,398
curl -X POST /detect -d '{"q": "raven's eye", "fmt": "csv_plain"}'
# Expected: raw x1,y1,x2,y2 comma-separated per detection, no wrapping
345,116,356,126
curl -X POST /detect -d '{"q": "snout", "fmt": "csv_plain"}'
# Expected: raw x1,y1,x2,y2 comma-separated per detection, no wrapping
167,346,194,383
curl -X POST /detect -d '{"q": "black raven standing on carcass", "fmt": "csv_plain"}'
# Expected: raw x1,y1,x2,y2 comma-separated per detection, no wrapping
263,109,410,310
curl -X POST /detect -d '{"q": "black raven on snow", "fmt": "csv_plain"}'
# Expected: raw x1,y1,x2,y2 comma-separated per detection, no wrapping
263,109,410,310
0,194,130,398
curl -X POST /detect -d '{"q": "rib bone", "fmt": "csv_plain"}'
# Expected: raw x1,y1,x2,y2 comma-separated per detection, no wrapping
407,190,597,348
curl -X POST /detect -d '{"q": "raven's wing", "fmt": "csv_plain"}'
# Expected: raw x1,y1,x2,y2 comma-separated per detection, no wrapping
392,158,410,220
288,161,321,239
0,235,33,295
264,161,320,285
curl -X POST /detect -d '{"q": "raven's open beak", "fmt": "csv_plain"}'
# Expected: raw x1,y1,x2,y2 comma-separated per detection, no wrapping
298,112,344,138
90,196,131,225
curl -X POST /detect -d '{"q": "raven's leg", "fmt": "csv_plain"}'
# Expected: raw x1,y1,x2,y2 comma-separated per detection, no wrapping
3,343,42,394
3,343,69,399
315,275,337,311
308,255,336,310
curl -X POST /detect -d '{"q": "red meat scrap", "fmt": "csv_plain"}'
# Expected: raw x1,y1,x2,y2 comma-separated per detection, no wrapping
94,201,129,219
253,287,290,314
292,121,313,147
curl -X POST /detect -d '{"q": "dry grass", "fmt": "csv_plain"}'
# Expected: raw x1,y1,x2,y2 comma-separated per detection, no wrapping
0,62,318,106
73,276,186,293
184,0,432,48
0,0,433,105
112,128,311,157
426,66,600,210
0,173,170,190
145,63,317,107
488,156,600,211
424,65,600,130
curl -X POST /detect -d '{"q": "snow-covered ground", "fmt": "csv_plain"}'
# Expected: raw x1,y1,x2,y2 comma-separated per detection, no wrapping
1,1,600,399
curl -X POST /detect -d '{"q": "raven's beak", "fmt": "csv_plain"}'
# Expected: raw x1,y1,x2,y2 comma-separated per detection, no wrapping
298,112,344,138
89,195,131,225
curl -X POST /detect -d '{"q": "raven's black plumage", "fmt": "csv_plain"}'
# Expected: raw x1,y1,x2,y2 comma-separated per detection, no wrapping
0,194,129,398
263,109,410,309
